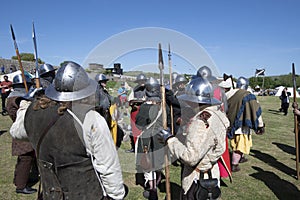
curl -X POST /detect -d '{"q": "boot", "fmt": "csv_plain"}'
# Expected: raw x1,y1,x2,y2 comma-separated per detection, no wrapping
232,164,240,172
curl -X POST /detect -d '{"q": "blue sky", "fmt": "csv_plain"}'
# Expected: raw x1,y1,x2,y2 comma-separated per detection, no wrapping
1,0,300,78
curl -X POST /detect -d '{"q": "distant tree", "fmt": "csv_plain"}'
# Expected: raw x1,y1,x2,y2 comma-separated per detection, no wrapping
60,61,69,67
11,53,44,63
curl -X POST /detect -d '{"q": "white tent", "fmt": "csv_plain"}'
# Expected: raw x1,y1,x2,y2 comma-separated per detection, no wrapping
275,86,300,98
0,70,34,81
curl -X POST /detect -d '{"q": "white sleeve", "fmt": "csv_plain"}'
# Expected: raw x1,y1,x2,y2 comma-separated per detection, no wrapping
83,110,125,200
9,100,31,141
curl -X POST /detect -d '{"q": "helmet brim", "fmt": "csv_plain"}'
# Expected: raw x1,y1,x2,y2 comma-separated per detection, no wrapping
45,79,97,102
177,94,221,105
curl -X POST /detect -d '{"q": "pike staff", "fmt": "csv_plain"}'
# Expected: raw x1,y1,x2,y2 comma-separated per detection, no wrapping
168,44,174,135
10,24,28,92
292,63,300,179
158,43,171,200
32,22,41,88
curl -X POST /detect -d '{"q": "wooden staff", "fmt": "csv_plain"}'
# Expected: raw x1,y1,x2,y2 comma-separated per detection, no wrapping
10,24,28,92
292,63,300,179
168,44,174,135
158,43,171,199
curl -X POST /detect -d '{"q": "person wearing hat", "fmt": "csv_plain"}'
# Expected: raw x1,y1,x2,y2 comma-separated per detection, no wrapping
172,74,188,97
117,82,129,114
158,77,229,199
0,75,13,115
6,73,38,194
38,63,57,88
219,76,265,172
126,73,147,153
134,77,167,200
24,62,127,200
95,73,112,130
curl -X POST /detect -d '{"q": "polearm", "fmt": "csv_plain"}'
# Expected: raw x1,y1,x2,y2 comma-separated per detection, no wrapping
10,24,28,92
168,44,174,135
32,22,41,88
158,43,171,200
292,63,300,179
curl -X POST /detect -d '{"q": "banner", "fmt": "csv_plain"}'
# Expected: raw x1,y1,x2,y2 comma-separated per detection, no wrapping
255,69,265,77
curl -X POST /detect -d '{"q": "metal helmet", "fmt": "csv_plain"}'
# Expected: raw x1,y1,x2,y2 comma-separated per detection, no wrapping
177,77,221,105
196,66,217,82
134,73,147,83
39,63,56,77
171,72,178,84
173,75,188,88
236,76,249,90
145,77,160,92
145,77,160,101
197,66,212,78
95,74,108,82
12,73,32,86
45,61,97,102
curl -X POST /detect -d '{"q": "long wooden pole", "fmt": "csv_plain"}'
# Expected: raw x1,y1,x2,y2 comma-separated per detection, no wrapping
10,24,28,92
292,63,300,180
158,43,171,200
168,44,174,135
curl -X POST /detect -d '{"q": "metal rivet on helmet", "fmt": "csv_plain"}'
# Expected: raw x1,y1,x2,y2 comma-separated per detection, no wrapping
236,76,249,90
45,61,97,101
177,77,221,105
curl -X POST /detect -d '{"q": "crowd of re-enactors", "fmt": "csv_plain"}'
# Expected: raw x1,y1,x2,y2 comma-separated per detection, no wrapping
4,61,294,200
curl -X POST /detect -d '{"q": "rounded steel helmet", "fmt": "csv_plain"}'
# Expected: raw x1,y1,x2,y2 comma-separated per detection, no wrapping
197,66,212,78
12,73,32,86
134,73,147,83
95,74,108,82
236,76,249,90
145,77,160,92
45,61,97,101
177,77,221,105
39,63,56,77
171,72,178,84
173,75,188,87
196,66,217,82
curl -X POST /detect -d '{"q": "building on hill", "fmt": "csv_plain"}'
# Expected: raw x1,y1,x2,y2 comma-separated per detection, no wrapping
105,63,123,75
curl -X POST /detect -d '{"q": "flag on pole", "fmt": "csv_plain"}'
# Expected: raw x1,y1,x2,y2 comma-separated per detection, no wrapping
255,69,265,77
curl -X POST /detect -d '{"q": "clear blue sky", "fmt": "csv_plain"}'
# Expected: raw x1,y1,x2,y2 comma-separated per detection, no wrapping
1,0,299,78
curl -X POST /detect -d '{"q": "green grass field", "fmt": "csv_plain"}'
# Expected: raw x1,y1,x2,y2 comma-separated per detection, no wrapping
1,96,300,199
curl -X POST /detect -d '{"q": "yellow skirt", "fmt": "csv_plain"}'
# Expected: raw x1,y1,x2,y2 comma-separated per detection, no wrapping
230,134,252,154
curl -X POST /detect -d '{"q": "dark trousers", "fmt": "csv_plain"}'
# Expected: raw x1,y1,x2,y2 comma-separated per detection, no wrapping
129,135,135,150
282,102,289,115
181,181,198,200
1,93,9,112
14,151,36,189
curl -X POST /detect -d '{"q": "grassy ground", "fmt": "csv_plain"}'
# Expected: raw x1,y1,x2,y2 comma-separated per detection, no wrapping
1,96,300,199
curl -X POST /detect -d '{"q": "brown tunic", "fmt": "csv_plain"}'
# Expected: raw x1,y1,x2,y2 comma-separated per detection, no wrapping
6,96,34,156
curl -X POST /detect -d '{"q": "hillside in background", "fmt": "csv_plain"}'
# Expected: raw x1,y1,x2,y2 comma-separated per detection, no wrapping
122,71,300,90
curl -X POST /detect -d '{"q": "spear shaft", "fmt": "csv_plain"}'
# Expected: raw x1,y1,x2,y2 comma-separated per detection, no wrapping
292,63,300,179
10,24,28,92
158,43,171,200
168,44,174,135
